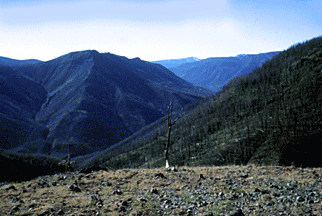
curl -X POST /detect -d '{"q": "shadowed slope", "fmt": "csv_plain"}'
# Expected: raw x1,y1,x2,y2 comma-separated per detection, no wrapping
11,50,212,158
0,65,48,151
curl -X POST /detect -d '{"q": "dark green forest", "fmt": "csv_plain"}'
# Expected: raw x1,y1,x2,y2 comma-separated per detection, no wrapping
76,36,322,171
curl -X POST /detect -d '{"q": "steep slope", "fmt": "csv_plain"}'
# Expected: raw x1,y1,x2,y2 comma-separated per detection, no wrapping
13,50,212,158
75,36,322,171
152,57,200,69
0,56,42,66
103,53,212,96
0,65,48,152
169,52,280,92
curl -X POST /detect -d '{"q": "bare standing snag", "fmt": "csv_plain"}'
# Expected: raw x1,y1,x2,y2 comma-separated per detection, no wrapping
164,99,184,168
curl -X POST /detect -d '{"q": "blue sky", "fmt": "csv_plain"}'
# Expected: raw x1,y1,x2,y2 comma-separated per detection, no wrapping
0,0,321,61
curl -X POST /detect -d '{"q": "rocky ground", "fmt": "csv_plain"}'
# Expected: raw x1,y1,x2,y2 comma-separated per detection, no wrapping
1,165,322,215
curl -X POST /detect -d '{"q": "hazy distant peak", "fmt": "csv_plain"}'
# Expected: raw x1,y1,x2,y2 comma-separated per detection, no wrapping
189,57,201,61
236,54,247,57
0,56,42,66
48,50,100,62
132,57,141,61
66,49,100,57
152,57,200,69
235,51,281,58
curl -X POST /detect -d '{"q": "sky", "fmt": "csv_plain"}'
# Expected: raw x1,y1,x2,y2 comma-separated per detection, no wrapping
0,0,321,61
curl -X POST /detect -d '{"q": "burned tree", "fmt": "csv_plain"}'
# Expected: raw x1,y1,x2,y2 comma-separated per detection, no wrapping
164,99,184,168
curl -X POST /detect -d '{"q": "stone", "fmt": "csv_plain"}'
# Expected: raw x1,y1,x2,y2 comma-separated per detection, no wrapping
120,200,129,207
171,166,178,172
227,209,245,216
1,184,16,190
199,174,205,179
57,209,64,215
151,187,158,194
137,197,147,202
296,196,305,202
155,173,166,179
68,184,81,192
113,189,123,195
11,205,20,211
240,174,249,179
11,197,23,203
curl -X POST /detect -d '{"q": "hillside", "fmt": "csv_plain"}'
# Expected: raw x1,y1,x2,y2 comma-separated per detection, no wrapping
0,65,49,152
167,52,280,92
75,36,322,172
1,50,212,161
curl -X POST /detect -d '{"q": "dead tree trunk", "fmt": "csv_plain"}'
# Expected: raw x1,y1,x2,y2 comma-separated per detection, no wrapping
165,99,183,168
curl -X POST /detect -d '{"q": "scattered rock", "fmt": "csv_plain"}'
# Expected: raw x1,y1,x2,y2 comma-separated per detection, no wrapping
39,209,51,216
113,189,123,195
102,181,112,187
11,205,20,211
296,196,305,202
167,166,178,172
240,174,248,179
1,184,16,190
313,170,319,177
57,209,64,215
227,209,245,216
199,174,205,179
155,173,166,179
151,187,158,194
119,200,130,207
68,184,81,192
137,197,147,202
79,166,108,174
11,197,23,203
1,166,322,215
91,195,103,206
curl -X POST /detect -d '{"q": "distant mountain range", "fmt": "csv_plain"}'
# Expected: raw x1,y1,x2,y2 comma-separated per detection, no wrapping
153,57,200,69
154,52,281,92
0,50,213,159
0,56,42,66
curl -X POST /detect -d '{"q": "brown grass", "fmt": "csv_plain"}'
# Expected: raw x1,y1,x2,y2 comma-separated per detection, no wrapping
1,165,322,215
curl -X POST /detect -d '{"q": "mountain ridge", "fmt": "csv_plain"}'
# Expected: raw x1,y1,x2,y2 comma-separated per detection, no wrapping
157,51,281,92
152,57,200,69
1,50,213,160
0,56,42,66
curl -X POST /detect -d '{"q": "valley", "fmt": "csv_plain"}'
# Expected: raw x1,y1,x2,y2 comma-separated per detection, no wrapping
0,36,322,201
2,0,322,215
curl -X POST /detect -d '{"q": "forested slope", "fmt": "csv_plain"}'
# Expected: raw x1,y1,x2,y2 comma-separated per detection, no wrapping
75,36,322,171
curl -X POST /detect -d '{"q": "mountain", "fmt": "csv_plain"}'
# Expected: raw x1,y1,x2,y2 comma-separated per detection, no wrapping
0,56,42,66
1,50,213,160
75,36,322,171
167,52,281,92
152,57,200,69
0,65,49,152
